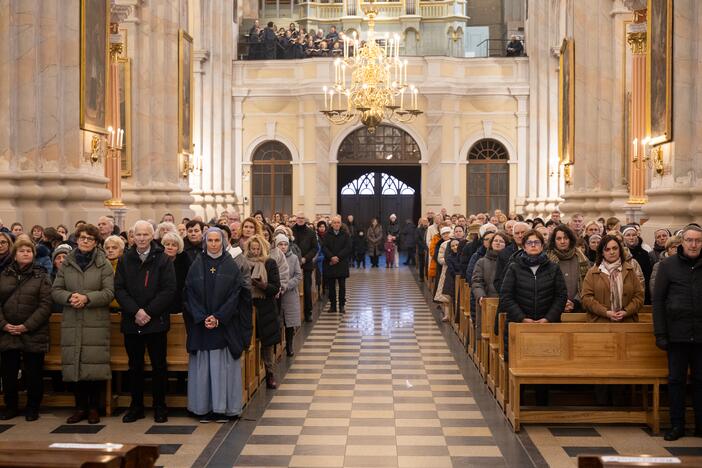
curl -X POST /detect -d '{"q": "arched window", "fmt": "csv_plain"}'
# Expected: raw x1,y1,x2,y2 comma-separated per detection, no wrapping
467,138,509,214
338,125,420,163
251,141,292,217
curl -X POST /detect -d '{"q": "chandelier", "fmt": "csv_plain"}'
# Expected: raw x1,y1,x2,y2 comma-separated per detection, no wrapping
320,2,422,134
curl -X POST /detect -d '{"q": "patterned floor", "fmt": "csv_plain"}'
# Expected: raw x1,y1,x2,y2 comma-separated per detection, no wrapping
234,267,507,467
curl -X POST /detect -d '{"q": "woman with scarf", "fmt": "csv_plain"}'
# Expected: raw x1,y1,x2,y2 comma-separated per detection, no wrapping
0,238,52,421
51,224,114,424
245,234,282,389
471,231,509,351
275,234,302,357
500,229,567,405
547,225,590,313
581,234,643,323
184,227,249,422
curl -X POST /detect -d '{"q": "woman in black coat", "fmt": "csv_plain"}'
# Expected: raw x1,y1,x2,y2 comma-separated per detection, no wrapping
245,234,281,389
0,238,52,421
500,229,567,405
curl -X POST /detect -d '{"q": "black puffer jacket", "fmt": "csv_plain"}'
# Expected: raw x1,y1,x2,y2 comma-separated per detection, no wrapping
499,251,568,324
114,241,177,335
653,247,702,343
0,263,52,353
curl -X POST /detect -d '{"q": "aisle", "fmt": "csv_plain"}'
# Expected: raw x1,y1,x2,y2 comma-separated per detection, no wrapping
233,266,514,467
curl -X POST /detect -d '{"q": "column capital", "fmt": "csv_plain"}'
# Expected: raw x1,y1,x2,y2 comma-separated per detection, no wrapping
626,31,646,54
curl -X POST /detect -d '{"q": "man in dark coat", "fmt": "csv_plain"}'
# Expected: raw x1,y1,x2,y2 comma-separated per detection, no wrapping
322,216,352,313
115,220,176,424
262,21,278,59
400,219,417,265
292,214,317,322
653,224,702,441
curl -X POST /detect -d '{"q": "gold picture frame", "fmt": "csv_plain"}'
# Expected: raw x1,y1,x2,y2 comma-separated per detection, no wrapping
118,58,132,177
80,0,110,134
646,0,673,144
558,38,575,165
178,30,194,154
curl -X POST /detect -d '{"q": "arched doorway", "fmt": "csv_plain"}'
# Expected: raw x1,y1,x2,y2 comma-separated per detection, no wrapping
466,138,509,214
251,141,292,217
337,125,421,231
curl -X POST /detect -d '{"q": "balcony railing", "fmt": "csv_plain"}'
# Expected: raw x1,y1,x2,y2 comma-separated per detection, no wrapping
259,0,467,22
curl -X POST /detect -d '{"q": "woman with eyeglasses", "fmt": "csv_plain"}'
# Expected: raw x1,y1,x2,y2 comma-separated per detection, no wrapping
51,224,114,424
500,229,567,405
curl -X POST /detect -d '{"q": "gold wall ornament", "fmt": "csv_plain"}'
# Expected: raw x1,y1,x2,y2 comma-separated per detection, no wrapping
320,0,422,133
90,134,106,164
626,31,647,54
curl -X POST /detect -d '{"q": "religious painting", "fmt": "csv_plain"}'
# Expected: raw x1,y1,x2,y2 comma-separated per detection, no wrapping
118,58,132,177
179,30,194,154
647,0,673,143
558,38,575,165
80,0,110,134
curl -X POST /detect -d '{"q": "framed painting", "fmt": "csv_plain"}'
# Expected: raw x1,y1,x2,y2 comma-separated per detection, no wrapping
118,58,132,177
558,38,575,165
646,0,673,143
179,30,194,154
80,0,110,134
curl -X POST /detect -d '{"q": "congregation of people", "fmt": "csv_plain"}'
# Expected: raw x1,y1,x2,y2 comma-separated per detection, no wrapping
0,207,700,442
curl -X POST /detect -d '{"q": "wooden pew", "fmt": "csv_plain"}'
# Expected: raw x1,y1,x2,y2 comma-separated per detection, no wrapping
477,298,498,380
0,442,158,468
495,313,508,411
506,322,667,433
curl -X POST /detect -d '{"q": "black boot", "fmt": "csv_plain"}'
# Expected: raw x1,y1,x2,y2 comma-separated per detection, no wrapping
285,327,295,356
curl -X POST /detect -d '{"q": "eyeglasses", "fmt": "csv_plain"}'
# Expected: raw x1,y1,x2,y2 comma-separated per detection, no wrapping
78,236,96,242
524,240,542,247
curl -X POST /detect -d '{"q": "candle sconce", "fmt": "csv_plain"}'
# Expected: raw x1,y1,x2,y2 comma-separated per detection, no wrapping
90,135,106,164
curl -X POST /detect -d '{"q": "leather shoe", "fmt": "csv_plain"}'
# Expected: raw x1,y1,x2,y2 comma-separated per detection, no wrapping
0,408,17,420
87,409,100,424
266,374,278,389
664,426,685,441
154,407,168,423
66,410,87,424
122,407,145,423
25,408,39,422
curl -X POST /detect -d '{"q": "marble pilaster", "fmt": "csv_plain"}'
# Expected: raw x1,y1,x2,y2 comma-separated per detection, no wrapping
0,0,112,226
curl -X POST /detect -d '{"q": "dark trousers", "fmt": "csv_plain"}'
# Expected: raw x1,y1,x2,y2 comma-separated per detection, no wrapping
124,331,168,409
302,268,313,319
667,342,702,428
326,277,346,309
74,380,103,412
417,249,426,281
0,350,44,410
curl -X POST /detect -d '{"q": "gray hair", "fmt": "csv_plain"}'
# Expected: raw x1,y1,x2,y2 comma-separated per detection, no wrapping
132,219,155,235
161,231,184,254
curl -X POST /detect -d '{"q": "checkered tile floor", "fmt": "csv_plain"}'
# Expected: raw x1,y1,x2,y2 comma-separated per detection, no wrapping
234,267,505,467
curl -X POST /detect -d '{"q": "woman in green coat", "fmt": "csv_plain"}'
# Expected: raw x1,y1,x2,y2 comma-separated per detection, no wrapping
52,224,114,424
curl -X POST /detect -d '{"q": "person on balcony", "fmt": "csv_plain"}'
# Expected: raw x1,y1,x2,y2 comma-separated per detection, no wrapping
506,35,524,57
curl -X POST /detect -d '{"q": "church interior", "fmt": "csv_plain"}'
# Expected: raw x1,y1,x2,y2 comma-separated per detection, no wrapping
0,0,702,467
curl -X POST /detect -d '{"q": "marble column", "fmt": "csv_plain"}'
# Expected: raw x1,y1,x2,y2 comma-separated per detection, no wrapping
189,0,238,220
120,0,194,225
0,0,112,226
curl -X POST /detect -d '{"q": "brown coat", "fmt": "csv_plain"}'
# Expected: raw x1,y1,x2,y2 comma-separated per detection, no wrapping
581,262,644,323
